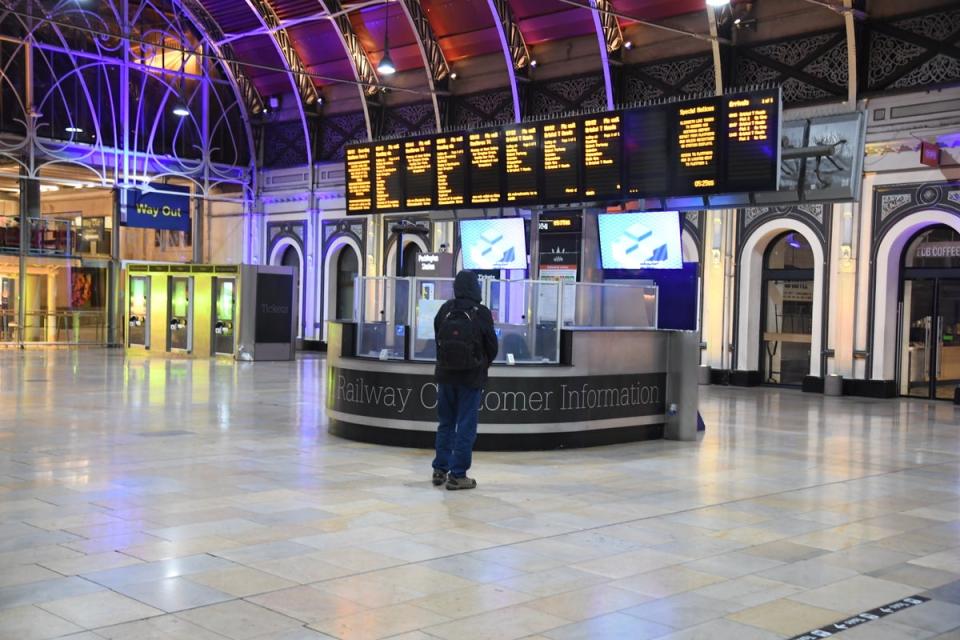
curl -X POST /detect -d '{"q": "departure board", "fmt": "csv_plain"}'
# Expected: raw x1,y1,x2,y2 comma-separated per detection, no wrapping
542,118,580,201
469,130,503,205
504,124,540,203
674,98,721,194
403,138,435,209
345,145,373,213
623,107,670,197
343,88,782,212
724,90,780,193
436,134,467,207
582,113,622,199
374,142,402,211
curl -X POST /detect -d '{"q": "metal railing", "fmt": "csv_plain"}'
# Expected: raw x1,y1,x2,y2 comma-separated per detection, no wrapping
0,310,108,345
0,216,74,256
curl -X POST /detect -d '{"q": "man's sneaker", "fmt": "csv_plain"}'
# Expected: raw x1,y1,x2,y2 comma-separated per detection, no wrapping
432,469,447,486
445,476,477,491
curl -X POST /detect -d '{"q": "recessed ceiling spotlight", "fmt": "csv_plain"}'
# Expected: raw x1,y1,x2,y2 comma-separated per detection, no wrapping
623,41,633,50
706,0,729,6
65,126,83,133
450,71,458,80
530,59,538,68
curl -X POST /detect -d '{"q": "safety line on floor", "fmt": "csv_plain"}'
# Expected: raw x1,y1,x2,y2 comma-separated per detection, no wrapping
787,595,930,639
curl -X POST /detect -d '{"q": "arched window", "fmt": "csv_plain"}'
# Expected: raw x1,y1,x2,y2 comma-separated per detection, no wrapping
765,232,815,270
904,225,960,269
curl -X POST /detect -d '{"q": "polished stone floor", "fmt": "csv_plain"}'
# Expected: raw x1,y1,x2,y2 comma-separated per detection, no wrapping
1,350,959,640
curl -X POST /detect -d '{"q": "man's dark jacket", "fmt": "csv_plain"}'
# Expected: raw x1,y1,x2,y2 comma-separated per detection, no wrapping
434,271,499,389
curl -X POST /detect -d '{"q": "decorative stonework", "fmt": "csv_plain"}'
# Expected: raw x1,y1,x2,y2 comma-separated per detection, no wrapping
745,207,771,226
880,193,912,221
733,30,846,105
865,6,960,92
796,204,824,224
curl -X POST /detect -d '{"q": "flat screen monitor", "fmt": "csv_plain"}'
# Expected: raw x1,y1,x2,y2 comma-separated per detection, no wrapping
459,218,527,270
598,211,683,270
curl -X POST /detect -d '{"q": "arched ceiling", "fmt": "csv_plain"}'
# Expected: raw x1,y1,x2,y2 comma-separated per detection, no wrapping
195,0,717,110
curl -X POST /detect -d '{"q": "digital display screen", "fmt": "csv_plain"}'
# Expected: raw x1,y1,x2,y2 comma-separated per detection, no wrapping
724,90,780,193
504,124,540,203
403,138,435,209
344,90,782,212
345,145,373,214
623,106,670,197
583,113,622,199
598,211,683,270
469,130,503,205
459,218,527,270
374,142,402,211
436,134,467,207
674,98,720,195
542,118,580,201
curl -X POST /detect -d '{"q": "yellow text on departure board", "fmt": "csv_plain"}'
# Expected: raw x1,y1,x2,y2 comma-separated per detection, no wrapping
436,135,465,206
404,139,433,208
374,143,401,209
583,114,622,196
543,120,578,194
678,103,716,169
505,126,538,201
727,102,770,142
470,131,501,204
346,146,372,211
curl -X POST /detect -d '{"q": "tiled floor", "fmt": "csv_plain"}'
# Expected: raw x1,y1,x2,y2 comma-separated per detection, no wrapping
0,350,958,640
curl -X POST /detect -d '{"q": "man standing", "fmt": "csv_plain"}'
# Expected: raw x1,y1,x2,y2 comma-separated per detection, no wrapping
432,270,498,490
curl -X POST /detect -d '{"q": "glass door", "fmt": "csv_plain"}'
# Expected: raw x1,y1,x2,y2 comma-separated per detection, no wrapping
212,277,236,355
935,280,960,400
901,279,935,398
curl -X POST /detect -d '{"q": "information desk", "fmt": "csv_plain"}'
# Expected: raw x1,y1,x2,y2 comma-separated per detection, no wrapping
326,322,699,450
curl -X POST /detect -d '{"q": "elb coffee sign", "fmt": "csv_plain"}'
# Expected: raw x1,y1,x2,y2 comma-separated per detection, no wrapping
124,185,190,232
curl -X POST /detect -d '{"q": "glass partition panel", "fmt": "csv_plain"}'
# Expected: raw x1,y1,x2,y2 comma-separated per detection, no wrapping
356,277,412,360
487,279,560,364
411,277,455,361
561,282,658,329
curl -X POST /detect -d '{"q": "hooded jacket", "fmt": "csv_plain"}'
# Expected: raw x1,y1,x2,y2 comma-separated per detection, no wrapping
433,270,499,388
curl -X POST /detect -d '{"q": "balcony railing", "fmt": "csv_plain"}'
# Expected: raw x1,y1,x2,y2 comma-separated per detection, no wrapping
0,216,74,256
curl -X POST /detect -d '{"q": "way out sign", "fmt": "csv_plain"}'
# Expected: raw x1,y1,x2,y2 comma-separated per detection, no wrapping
123,186,191,232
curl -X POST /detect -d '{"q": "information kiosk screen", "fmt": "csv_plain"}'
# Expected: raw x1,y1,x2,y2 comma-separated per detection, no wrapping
460,218,527,270
598,211,682,270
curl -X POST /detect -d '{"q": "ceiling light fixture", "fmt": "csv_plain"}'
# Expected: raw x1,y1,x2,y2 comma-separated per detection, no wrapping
706,0,730,6
377,2,396,76
172,102,190,117
530,59,538,68
65,126,83,133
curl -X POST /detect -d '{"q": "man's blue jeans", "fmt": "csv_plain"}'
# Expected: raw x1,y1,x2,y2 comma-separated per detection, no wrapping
433,383,482,478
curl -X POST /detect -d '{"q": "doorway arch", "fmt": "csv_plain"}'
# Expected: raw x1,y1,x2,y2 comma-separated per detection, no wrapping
269,238,305,338
322,235,363,342
759,231,816,385
384,234,430,277
736,219,825,380
872,210,960,383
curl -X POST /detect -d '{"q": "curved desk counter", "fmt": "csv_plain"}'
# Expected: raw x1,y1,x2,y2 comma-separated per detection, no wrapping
326,322,699,450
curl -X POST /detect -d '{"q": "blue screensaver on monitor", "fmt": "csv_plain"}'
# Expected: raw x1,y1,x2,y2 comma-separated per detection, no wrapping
459,218,527,270
598,211,683,270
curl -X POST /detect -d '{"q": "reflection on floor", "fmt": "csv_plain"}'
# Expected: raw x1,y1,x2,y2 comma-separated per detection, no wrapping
0,351,958,640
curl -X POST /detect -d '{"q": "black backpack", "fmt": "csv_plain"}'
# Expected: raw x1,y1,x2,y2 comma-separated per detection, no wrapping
436,305,484,370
